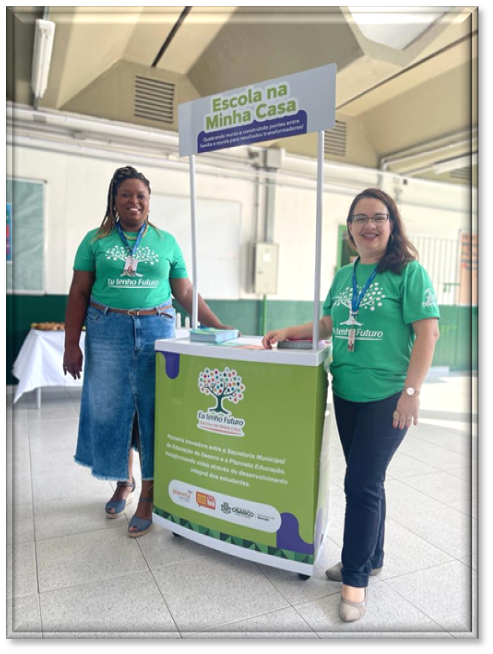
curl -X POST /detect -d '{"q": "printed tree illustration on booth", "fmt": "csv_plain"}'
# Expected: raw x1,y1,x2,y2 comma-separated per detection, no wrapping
198,367,245,414
105,245,159,276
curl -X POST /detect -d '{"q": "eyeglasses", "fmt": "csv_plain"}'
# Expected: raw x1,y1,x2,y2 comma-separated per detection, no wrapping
351,213,390,226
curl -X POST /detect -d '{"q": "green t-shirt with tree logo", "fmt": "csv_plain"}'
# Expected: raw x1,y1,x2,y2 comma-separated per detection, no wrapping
323,260,440,403
74,225,188,309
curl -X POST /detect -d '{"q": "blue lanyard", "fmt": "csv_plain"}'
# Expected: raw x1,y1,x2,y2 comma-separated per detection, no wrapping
116,222,146,257
351,258,378,315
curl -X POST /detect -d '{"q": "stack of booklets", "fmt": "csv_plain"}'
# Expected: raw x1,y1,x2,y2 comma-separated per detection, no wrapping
190,328,239,343
277,338,327,350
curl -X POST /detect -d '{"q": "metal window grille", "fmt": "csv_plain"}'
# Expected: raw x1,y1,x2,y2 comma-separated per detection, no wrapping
410,236,461,305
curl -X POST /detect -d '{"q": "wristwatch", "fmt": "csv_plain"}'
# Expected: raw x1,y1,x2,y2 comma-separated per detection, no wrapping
403,387,420,396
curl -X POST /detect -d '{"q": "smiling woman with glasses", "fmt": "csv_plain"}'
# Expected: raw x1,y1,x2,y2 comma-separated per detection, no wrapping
344,189,419,275
263,188,440,623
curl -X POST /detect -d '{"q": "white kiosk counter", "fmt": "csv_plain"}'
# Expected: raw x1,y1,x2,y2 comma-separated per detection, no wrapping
153,335,332,578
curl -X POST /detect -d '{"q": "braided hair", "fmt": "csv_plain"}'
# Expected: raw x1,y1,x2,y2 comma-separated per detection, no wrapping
96,165,152,239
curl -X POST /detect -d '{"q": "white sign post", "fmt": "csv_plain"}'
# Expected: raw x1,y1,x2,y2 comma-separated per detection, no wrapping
188,155,199,329
179,64,337,343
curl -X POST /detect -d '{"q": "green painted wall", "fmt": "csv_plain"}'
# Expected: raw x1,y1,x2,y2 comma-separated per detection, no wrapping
7,295,477,385
431,304,478,371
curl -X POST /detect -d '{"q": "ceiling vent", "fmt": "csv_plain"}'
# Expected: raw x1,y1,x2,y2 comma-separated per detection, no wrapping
324,120,347,158
134,75,174,124
450,166,472,181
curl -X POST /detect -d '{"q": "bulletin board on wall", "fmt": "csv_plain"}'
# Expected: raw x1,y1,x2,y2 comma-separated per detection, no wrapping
150,194,242,299
6,177,45,294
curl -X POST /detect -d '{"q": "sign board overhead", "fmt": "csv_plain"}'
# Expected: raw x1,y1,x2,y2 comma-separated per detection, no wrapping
179,64,337,157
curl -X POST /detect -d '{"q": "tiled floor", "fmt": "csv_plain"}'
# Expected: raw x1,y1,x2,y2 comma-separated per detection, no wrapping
6,370,477,639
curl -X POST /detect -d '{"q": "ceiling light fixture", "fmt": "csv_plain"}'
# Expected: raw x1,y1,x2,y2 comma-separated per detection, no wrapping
433,153,477,175
31,19,56,103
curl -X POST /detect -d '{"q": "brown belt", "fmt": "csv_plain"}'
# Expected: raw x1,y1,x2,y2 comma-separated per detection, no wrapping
90,302,172,317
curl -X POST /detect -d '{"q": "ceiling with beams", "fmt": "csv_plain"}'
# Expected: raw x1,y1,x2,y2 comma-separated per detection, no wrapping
7,6,477,186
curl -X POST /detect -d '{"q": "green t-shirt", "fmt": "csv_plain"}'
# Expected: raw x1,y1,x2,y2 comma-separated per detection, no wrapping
74,225,188,309
323,260,440,403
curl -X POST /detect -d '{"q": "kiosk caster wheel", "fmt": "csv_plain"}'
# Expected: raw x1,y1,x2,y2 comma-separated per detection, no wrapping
298,574,311,581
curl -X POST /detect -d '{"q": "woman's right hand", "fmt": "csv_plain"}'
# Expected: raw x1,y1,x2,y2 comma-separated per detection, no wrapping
262,329,290,349
63,344,84,380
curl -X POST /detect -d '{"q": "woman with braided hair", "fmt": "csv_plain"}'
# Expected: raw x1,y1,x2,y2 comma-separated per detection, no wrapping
63,165,234,538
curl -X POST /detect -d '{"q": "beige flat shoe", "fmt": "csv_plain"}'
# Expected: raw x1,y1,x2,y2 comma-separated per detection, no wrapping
325,561,383,582
339,587,367,622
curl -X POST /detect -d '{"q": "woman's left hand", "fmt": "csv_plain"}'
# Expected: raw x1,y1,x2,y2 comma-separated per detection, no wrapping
392,393,420,430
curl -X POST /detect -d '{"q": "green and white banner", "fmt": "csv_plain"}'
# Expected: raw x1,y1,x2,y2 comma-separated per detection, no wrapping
154,348,330,573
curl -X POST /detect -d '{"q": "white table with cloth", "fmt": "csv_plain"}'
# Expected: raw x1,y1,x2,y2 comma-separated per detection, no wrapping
12,328,189,407
12,329,86,407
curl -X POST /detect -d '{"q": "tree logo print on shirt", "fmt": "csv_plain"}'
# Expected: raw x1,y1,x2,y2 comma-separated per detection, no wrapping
196,366,246,437
105,245,159,277
422,288,438,307
334,282,386,325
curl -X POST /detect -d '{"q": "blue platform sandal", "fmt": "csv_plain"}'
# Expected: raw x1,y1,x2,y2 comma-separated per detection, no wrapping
128,497,153,538
105,477,136,519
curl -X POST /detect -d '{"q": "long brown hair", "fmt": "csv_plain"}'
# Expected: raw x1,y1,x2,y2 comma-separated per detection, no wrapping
346,188,418,274
96,165,155,239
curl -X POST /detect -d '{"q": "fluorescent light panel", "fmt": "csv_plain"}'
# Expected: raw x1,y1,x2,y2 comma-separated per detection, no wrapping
433,153,478,175
31,19,56,99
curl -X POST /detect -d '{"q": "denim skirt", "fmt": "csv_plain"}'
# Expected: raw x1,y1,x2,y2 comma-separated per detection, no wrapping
74,300,175,480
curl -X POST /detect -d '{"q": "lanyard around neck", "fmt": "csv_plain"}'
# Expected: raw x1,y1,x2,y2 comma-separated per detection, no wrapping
116,222,146,257
351,258,378,314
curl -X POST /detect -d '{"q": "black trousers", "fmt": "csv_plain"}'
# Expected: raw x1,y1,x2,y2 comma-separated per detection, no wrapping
333,391,408,588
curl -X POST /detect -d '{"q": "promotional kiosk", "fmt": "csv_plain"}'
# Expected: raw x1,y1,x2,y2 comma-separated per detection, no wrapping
153,64,336,577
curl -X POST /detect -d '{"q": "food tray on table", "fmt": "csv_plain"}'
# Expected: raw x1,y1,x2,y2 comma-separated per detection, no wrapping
31,322,86,331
